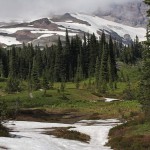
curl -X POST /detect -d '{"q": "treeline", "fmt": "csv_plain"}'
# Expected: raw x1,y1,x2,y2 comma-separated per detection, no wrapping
0,30,143,93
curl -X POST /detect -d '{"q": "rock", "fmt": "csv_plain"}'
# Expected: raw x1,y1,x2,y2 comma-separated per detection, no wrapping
95,1,148,27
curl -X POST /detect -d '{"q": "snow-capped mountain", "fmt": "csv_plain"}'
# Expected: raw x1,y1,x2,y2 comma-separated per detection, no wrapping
0,13,146,47
52,13,146,41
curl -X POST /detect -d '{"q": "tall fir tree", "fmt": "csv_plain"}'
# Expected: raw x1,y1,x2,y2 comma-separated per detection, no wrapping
139,0,150,119
31,57,40,90
54,37,64,82
95,57,100,89
99,44,109,93
64,29,71,81
100,44,109,82
0,58,4,78
6,47,20,93
82,34,89,78
42,71,49,96
89,33,98,76
75,54,83,89
9,46,17,78
108,35,117,83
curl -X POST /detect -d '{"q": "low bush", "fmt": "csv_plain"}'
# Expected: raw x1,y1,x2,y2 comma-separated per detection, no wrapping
46,127,90,143
0,124,9,137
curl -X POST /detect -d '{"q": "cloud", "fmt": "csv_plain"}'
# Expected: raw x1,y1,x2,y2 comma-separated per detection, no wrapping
0,0,142,22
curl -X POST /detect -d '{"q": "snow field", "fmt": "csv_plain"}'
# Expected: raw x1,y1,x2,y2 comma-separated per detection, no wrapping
0,119,120,150
54,13,146,41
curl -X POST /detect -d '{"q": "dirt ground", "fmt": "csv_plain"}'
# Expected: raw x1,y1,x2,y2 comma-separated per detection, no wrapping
14,109,101,124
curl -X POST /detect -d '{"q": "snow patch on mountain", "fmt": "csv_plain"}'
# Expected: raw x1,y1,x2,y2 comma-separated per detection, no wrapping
37,33,54,39
31,30,77,37
53,13,146,41
0,35,21,45
0,27,44,34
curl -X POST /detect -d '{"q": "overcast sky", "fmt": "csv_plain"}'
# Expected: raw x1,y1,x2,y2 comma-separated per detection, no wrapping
0,0,141,22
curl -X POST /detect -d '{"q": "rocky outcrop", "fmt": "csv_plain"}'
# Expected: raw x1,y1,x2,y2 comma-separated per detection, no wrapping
51,13,91,26
95,1,148,27
14,30,37,42
30,18,60,30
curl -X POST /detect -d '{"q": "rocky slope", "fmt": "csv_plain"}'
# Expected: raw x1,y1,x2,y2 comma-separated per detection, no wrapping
95,1,148,27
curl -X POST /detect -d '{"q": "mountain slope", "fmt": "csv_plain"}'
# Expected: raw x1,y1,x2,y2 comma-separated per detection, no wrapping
0,13,146,46
95,1,148,27
52,13,146,41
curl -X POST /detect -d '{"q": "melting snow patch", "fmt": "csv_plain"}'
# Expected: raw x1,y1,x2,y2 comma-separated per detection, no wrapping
105,98,119,102
65,20,73,23
37,33,54,39
0,119,120,150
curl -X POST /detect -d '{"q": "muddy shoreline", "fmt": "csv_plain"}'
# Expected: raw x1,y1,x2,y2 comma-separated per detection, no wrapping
14,109,102,124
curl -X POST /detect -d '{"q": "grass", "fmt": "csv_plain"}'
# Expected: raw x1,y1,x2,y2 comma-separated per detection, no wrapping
108,117,150,150
107,62,141,98
0,84,141,119
131,123,150,135
118,62,141,82
0,70,142,120
0,63,145,140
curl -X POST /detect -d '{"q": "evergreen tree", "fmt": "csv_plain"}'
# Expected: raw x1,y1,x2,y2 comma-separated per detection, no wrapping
64,29,71,81
6,47,20,92
75,55,83,89
0,58,4,78
108,55,113,89
100,44,109,82
108,35,117,83
42,72,49,96
139,0,150,119
95,57,100,89
82,34,89,78
54,37,64,82
34,46,43,77
31,57,40,90
70,37,77,78
9,46,17,78
89,33,98,76
6,77,20,93
47,45,55,85
60,81,65,93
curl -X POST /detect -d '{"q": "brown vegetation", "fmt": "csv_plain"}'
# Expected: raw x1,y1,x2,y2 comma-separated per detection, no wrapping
45,127,90,143
108,117,150,150
0,124,9,137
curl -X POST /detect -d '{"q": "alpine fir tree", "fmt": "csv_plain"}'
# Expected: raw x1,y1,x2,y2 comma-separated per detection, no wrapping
31,57,40,90
95,57,100,89
64,29,71,81
54,37,64,82
42,72,49,96
108,35,117,86
75,54,83,89
139,0,150,119
0,58,4,78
